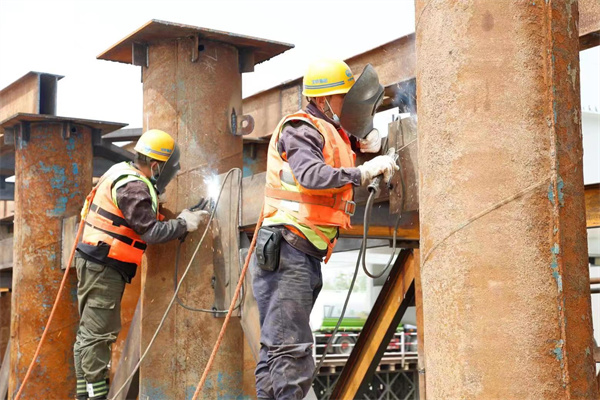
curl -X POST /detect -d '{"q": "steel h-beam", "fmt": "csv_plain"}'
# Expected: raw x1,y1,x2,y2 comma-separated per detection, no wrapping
98,20,292,399
416,1,598,398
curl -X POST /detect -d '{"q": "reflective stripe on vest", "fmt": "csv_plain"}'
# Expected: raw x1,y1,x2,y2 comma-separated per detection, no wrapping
263,111,356,260
82,162,158,266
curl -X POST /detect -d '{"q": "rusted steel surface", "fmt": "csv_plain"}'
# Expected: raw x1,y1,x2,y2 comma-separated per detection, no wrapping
0,72,62,123
112,28,257,398
0,293,10,362
580,0,600,49
8,120,93,399
109,268,141,383
98,19,293,67
417,1,598,398
414,252,426,400
585,183,600,228
388,117,419,213
330,249,417,399
109,300,141,400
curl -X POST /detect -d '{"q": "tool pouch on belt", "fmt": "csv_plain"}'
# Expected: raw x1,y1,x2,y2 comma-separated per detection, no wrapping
255,226,283,272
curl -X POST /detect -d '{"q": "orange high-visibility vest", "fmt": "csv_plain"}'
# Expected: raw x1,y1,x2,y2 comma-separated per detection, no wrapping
264,111,356,260
82,162,158,267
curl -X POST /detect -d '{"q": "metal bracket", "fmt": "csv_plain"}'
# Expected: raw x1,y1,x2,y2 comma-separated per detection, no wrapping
14,122,30,148
239,49,255,73
61,122,79,140
132,42,148,67
191,35,201,63
230,108,255,136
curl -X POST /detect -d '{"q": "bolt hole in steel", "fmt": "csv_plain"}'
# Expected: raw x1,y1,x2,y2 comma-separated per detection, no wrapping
198,44,205,52
70,126,77,134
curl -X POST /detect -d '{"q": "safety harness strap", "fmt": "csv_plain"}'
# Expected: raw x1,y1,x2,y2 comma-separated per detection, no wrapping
84,222,147,250
89,204,132,229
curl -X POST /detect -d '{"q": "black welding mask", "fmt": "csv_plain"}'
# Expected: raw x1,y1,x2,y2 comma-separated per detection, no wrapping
339,64,385,139
152,144,181,194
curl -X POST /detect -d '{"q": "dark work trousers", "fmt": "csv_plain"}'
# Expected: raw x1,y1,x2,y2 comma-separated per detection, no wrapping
251,239,323,400
73,254,126,392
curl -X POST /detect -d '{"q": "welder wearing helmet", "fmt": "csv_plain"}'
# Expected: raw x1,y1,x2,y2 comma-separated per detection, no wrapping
251,59,398,399
72,129,206,400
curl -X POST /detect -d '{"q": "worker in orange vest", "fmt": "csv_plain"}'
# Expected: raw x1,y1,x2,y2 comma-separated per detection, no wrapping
73,130,206,400
251,59,398,399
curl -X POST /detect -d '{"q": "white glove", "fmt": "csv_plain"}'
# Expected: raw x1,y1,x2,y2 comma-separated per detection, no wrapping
357,155,399,186
178,209,210,232
358,129,382,153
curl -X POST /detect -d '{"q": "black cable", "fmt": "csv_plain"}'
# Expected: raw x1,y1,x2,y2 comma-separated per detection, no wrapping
313,157,406,386
172,168,243,314
361,158,405,279
311,188,377,382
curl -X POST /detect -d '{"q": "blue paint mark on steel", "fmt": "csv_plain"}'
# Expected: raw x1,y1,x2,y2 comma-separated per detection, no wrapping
550,244,563,293
556,177,564,206
39,161,81,216
548,177,565,207
66,137,76,151
142,383,168,400
553,340,564,361
548,184,555,205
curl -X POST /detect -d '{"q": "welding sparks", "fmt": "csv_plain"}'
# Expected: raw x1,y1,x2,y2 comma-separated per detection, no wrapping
205,174,220,201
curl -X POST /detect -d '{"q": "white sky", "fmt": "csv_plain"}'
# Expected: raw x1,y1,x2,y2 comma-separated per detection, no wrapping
0,0,415,128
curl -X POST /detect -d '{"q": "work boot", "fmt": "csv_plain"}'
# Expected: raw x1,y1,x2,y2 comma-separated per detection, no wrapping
76,378,88,400
87,379,109,400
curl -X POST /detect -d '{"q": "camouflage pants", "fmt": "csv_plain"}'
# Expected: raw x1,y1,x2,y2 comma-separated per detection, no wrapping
73,255,125,389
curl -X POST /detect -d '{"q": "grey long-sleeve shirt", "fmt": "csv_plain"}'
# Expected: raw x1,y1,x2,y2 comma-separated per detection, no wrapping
278,103,362,189
116,180,187,244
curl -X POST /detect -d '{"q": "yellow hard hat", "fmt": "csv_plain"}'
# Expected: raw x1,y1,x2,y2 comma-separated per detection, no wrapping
134,129,175,162
302,59,355,97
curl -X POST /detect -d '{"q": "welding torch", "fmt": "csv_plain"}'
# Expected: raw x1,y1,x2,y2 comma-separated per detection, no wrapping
178,197,213,242
367,147,399,195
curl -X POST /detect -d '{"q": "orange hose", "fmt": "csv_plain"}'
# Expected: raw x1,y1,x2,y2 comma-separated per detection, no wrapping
14,188,96,400
191,207,265,400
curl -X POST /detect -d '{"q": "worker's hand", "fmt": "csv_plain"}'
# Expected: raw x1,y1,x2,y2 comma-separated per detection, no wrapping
357,155,399,186
358,129,381,153
178,209,210,232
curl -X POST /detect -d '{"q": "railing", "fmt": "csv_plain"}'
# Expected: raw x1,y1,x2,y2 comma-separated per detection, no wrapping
313,330,419,370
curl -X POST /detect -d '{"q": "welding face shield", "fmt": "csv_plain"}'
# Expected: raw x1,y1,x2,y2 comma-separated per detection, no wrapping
151,144,181,194
339,64,384,139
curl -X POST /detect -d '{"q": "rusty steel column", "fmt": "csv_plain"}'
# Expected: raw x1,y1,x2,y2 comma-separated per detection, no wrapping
2,114,124,398
98,20,292,399
416,1,598,399
6,117,92,398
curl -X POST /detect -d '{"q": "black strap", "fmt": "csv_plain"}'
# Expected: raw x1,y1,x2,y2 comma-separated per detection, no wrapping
90,204,132,229
86,222,147,250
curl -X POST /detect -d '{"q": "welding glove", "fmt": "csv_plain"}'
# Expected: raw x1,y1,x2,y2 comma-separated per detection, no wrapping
358,128,382,153
178,209,210,232
357,155,399,186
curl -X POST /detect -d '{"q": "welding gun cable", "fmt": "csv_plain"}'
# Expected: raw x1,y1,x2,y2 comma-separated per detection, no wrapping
191,206,265,400
109,167,241,400
361,161,405,279
173,169,244,313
